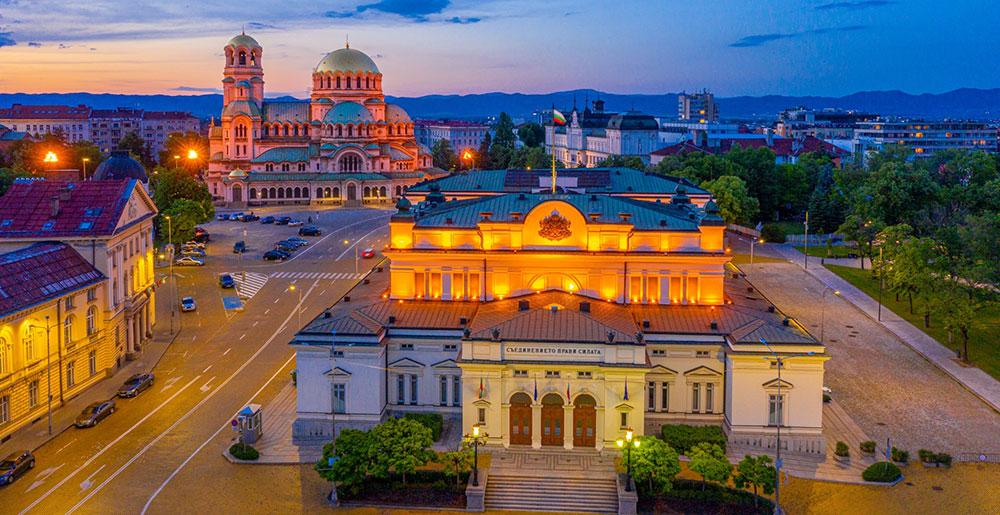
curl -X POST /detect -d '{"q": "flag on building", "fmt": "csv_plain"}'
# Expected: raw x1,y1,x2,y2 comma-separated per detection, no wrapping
479,378,485,399
566,382,571,400
533,379,538,402
553,109,567,126
623,381,629,401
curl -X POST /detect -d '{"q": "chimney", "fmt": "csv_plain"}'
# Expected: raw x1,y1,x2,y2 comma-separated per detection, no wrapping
518,300,530,311
579,301,591,313
388,315,396,324
642,319,650,329
459,317,468,325
50,196,60,218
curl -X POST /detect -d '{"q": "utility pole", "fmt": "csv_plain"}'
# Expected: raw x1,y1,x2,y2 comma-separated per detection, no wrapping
803,211,809,270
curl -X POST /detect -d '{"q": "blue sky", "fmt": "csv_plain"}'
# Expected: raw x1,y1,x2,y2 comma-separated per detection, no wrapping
0,0,996,97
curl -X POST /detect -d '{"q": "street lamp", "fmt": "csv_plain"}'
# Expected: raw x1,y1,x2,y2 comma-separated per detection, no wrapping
616,427,640,491
164,215,175,334
343,239,359,274
819,288,841,344
466,423,488,486
288,284,302,328
29,316,57,436
187,149,199,160
43,151,59,164
82,157,91,180
462,149,475,170
173,154,180,169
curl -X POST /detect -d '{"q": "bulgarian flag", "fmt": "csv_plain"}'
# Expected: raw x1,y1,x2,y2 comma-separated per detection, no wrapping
552,109,567,126
479,378,485,399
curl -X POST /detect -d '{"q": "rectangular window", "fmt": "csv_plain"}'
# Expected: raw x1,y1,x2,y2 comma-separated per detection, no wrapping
452,376,461,406
89,350,97,376
647,382,656,411
409,375,418,405
477,407,486,424
706,383,714,413
513,370,528,378
629,276,642,302
332,384,346,414
396,375,405,405
661,383,669,411
65,296,74,309
768,394,784,426
0,395,8,424
692,383,700,412
439,376,448,406
651,349,666,357
414,272,426,298
332,350,344,358
400,343,414,351
577,371,592,379
29,380,39,408
468,273,481,299
545,370,560,378
696,350,711,358
443,343,458,352
620,411,628,428
67,361,76,388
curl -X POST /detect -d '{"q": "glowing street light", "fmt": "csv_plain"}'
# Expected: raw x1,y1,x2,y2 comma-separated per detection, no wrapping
82,157,91,179
43,151,59,164
187,149,199,160
616,427,640,491
462,149,475,170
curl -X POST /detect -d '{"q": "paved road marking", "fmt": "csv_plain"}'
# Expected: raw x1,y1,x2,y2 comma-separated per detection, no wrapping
79,464,106,491
228,272,268,299
26,464,65,493
20,376,199,514
263,308,269,315
202,365,212,373
73,283,319,515
222,348,231,356
336,225,385,261
252,320,259,327
239,333,246,340
272,298,279,304
54,439,77,455
199,377,216,393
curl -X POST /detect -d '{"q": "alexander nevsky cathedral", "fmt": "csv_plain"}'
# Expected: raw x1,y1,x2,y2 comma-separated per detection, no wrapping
205,32,438,207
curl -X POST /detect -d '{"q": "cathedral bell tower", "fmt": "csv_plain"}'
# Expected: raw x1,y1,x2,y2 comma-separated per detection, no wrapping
221,31,264,161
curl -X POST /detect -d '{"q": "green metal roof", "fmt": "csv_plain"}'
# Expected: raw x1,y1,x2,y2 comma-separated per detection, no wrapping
323,101,374,124
262,101,310,123
246,172,389,182
222,100,261,118
251,147,310,163
406,168,707,196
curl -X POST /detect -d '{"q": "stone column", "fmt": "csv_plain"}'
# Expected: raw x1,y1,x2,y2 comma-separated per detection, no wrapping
531,403,542,449
125,317,134,354
595,406,606,450
500,402,510,448
563,405,574,450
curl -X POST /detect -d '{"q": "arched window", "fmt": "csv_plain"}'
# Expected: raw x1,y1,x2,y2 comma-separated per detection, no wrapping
316,187,323,198
364,186,371,198
250,188,257,199
0,337,8,375
347,125,353,137
332,187,340,198
395,185,402,196
64,316,74,344
23,326,34,362
356,77,361,88
277,188,284,199
366,77,370,89
239,51,247,65
285,187,293,198
345,75,351,89
269,187,276,198
380,186,387,198
337,125,343,137
262,126,269,137
336,76,341,89
388,125,393,136
303,188,309,198
293,187,301,198
87,306,97,335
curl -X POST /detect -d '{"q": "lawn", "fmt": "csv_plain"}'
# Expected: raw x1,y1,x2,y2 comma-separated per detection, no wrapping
826,264,1000,380
769,220,805,235
731,253,787,265
794,245,858,259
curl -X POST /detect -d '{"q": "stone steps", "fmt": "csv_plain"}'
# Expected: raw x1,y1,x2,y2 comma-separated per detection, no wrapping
485,474,618,514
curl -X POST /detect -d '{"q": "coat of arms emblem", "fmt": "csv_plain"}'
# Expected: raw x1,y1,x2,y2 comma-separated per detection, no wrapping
539,210,571,241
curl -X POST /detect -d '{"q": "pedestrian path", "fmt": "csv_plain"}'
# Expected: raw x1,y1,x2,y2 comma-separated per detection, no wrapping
229,272,269,299
269,271,364,280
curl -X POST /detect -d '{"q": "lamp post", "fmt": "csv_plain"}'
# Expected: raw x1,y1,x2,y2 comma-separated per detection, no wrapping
819,288,841,344
29,316,56,435
466,423,488,486
462,149,475,170
343,239,359,275
289,284,302,328
82,157,91,180
616,427,640,491
173,154,180,169
165,215,175,334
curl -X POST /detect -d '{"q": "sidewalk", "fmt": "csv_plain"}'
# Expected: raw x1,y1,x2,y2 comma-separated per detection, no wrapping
232,381,323,464
771,244,1000,414
0,302,178,455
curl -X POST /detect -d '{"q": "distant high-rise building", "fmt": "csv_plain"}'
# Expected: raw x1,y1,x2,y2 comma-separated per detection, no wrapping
775,107,878,140
414,120,489,153
0,104,92,143
677,90,718,122
853,120,996,162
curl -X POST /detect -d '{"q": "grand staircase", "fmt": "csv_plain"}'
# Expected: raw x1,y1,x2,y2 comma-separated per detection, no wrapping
483,448,619,514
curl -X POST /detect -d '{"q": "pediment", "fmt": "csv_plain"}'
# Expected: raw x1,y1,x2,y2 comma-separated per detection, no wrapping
431,358,459,369
684,365,722,377
388,357,425,369
648,365,678,376
762,378,794,389
323,367,352,377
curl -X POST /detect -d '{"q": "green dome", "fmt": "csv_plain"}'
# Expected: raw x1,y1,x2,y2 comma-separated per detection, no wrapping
315,46,380,74
323,101,374,124
385,103,411,123
227,33,261,49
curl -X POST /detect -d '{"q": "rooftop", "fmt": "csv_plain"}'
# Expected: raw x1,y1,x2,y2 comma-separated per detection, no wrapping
0,179,142,239
0,104,90,120
406,168,708,196
0,242,105,318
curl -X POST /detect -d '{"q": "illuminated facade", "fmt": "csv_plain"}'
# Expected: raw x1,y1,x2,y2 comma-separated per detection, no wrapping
292,170,828,456
206,33,434,207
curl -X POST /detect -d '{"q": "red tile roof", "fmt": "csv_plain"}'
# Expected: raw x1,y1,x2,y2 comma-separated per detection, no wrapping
142,111,198,121
0,179,140,239
0,104,91,120
652,136,847,158
0,242,105,317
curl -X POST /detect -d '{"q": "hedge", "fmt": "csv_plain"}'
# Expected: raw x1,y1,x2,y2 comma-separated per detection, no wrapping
230,443,260,461
660,424,727,454
760,223,787,244
862,462,901,483
403,412,444,441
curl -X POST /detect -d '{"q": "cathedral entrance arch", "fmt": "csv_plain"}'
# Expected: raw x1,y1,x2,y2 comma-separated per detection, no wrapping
540,393,564,446
573,394,597,448
509,392,532,446
231,184,243,203
338,152,364,172
347,183,357,201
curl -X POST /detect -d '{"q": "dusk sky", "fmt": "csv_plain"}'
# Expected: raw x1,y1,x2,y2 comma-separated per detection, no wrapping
0,0,996,98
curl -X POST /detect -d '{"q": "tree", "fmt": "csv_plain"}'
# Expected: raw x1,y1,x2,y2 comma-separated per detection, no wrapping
316,428,377,495
687,442,731,491
726,145,781,221
431,139,457,170
492,112,517,150
651,153,744,185
71,140,105,178
150,165,214,237
933,276,976,362
0,168,30,197
509,146,560,170
476,132,493,169
161,199,208,244
517,122,545,148
369,417,435,485
808,164,847,234
838,213,883,271
159,131,208,169
441,446,473,488
732,454,776,509
629,436,681,495
118,131,154,167
597,155,646,170
701,175,759,225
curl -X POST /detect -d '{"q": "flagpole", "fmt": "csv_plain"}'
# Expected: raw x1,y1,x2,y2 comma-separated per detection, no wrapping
551,130,557,194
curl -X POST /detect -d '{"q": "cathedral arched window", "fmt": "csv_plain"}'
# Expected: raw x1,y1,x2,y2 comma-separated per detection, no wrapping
262,126,269,137
269,187,277,198
239,51,247,65
395,185,402,196
298,163,306,171
337,125,343,137
365,77,370,89
380,186,387,198
332,187,340,198
347,125,353,137
364,186,371,198
316,188,323,198
277,188,284,199
249,188,257,199
356,77,361,88
293,187,301,198
285,187,292,198
336,76,341,89
345,75,351,89
281,163,290,172
388,125,393,136
250,52,257,66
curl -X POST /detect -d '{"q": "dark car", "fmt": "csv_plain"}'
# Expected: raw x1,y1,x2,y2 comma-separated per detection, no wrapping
275,242,297,253
285,237,309,247
233,241,246,254
260,216,275,224
192,228,210,243
0,450,35,485
274,216,292,226
298,226,321,236
220,274,236,289
74,400,116,428
263,249,288,261
117,373,154,398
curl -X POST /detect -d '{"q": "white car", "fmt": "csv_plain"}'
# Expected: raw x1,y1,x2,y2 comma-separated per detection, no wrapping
174,256,205,266
180,297,197,312
288,219,304,227
184,241,206,249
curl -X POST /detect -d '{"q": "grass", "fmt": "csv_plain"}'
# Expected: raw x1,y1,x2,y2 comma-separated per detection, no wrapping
731,253,786,265
794,245,858,259
769,220,805,235
826,264,1000,380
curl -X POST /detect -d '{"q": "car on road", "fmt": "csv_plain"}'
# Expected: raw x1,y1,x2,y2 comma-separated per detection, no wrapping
180,248,206,257
74,400,116,428
184,240,206,249
275,216,292,226
0,451,35,485
298,225,321,236
361,248,376,259
285,237,308,247
181,296,197,311
117,373,155,398
219,274,236,288
216,213,229,221
233,240,246,253
240,214,259,222
275,241,298,253
174,256,205,266
263,249,289,261
260,216,275,224
193,228,210,243
288,219,304,227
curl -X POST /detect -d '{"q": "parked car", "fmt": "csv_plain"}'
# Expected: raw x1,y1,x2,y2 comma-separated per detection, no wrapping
361,248,376,259
180,248,206,257
287,219,304,227
117,373,154,398
233,241,246,254
298,226,321,236
275,216,292,226
216,213,229,221
174,256,205,266
0,451,35,485
74,401,116,428
275,242,297,253
219,274,236,289
184,240,206,249
285,237,308,247
192,233,210,243
260,216,275,224
181,296,197,311
241,214,259,222
263,250,288,261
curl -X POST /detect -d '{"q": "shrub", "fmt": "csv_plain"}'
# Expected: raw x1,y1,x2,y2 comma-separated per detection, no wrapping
835,441,849,457
760,223,787,244
859,441,876,454
660,424,727,454
862,462,902,483
403,412,444,441
918,449,934,462
229,443,260,461
936,453,952,467
891,447,909,463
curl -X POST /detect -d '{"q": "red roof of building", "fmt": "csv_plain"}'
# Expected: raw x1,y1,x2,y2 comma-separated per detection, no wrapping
142,111,198,121
0,104,91,120
414,119,488,128
652,135,847,158
0,179,141,239
0,242,105,317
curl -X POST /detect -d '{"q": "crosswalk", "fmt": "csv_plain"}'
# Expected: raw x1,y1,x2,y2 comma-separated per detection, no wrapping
269,271,365,280
230,272,269,299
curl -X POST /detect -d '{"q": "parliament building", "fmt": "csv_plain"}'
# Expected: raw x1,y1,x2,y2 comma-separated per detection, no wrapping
291,168,829,457
206,33,436,207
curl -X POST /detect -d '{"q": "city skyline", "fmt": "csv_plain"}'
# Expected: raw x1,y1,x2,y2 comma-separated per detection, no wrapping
0,0,998,98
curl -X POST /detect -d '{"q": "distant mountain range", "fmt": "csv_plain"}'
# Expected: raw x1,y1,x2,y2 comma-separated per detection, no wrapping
3,88,1000,121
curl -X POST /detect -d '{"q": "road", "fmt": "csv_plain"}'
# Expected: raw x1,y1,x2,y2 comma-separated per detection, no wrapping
0,205,392,513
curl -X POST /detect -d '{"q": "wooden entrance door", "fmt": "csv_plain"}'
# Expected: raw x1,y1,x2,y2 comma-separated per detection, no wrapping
573,394,597,448
509,393,532,446
540,394,564,446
